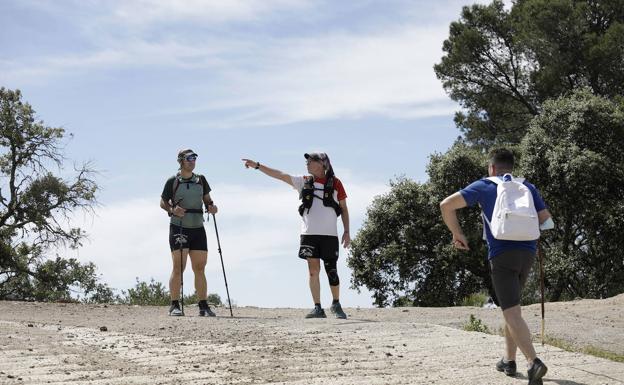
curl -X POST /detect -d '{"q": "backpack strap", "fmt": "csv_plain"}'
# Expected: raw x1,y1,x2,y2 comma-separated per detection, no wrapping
172,175,182,206
323,176,342,217
298,176,316,216
487,174,525,184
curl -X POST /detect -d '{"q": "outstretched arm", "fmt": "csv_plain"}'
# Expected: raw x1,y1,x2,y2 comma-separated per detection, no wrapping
242,159,294,187
440,192,470,250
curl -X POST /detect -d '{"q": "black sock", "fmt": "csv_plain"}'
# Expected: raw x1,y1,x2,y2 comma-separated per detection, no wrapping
332,299,339,304
314,303,321,308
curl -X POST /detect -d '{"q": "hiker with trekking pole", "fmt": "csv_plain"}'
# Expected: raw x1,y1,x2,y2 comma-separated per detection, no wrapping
241,153,350,319
440,148,554,385
160,149,219,317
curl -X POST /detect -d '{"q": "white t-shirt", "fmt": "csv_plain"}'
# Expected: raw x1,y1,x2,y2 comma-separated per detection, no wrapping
291,175,347,236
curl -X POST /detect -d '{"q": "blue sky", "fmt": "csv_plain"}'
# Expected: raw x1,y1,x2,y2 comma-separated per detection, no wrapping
1,0,493,308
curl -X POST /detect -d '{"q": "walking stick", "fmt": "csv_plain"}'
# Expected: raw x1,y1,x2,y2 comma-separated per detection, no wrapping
179,223,185,316
538,240,545,346
172,196,185,317
537,218,554,346
212,213,234,317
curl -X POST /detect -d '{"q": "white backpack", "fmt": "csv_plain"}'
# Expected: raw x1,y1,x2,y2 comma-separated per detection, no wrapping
482,174,540,241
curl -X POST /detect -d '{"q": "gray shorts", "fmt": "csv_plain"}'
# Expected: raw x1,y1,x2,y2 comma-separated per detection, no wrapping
489,249,536,310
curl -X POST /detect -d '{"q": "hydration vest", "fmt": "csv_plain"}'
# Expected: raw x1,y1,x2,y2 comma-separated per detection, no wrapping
298,176,342,217
172,173,206,215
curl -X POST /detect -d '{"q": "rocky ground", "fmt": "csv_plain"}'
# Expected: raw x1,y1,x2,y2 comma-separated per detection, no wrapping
1,294,623,384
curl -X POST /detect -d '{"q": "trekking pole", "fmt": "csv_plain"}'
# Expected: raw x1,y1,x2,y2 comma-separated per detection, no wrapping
179,223,185,316
173,197,185,316
538,239,545,346
212,213,234,317
537,217,555,346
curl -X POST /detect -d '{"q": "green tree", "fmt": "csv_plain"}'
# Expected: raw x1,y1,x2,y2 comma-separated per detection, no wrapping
352,0,624,306
520,88,624,301
207,293,223,306
434,0,624,147
121,278,170,306
0,87,109,302
119,277,225,306
349,145,494,307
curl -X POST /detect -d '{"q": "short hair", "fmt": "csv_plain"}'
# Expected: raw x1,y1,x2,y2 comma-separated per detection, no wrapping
488,148,514,171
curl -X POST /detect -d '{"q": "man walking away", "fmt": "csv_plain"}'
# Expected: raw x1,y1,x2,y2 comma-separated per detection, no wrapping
440,148,552,385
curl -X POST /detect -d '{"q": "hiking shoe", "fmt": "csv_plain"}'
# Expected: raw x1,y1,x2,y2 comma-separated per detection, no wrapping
198,300,216,317
305,306,327,319
168,301,183,316
496,358,517,376
330,302,347,319
527,358,548,385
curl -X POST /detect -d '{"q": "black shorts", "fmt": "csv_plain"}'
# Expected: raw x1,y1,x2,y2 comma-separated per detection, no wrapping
299,235,339,261
169,224,207,251
489,249,535,310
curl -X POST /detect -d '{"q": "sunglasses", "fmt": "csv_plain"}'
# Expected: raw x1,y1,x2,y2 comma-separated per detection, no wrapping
185,155,197,162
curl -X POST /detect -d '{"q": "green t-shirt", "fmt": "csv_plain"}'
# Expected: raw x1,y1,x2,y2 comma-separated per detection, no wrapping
161,174,211,229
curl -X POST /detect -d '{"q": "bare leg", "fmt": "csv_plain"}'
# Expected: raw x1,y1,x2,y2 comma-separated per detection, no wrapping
502,305,537,365
189,250,208,300
169,249,189,300
504,323,518,361
307,258,321,304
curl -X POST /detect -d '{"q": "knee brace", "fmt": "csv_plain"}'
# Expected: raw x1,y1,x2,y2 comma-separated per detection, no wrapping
324,260,339,286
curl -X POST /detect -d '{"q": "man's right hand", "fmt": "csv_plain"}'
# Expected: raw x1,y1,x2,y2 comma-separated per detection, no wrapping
242,159,258,169
452,233,470,250
172,206,186,218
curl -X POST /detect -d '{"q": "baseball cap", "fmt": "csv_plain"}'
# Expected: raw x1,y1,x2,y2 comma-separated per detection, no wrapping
304,152,330,169
177,149,198,160
304,152,327,161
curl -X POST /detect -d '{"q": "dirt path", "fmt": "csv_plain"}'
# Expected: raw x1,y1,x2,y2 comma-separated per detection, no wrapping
1,296,623,384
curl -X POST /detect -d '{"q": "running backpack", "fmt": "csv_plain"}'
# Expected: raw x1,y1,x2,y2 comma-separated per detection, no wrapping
171,173,208,215
482,174,540,241
298,175,342,217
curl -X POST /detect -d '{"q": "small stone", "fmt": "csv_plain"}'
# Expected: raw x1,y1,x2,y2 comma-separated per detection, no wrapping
99,326,108,332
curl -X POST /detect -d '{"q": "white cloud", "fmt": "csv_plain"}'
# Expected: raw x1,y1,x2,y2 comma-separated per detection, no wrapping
206,25,454,125
149,24,456,126
111,0,312,26
63,176,388,307
2,2,456,125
